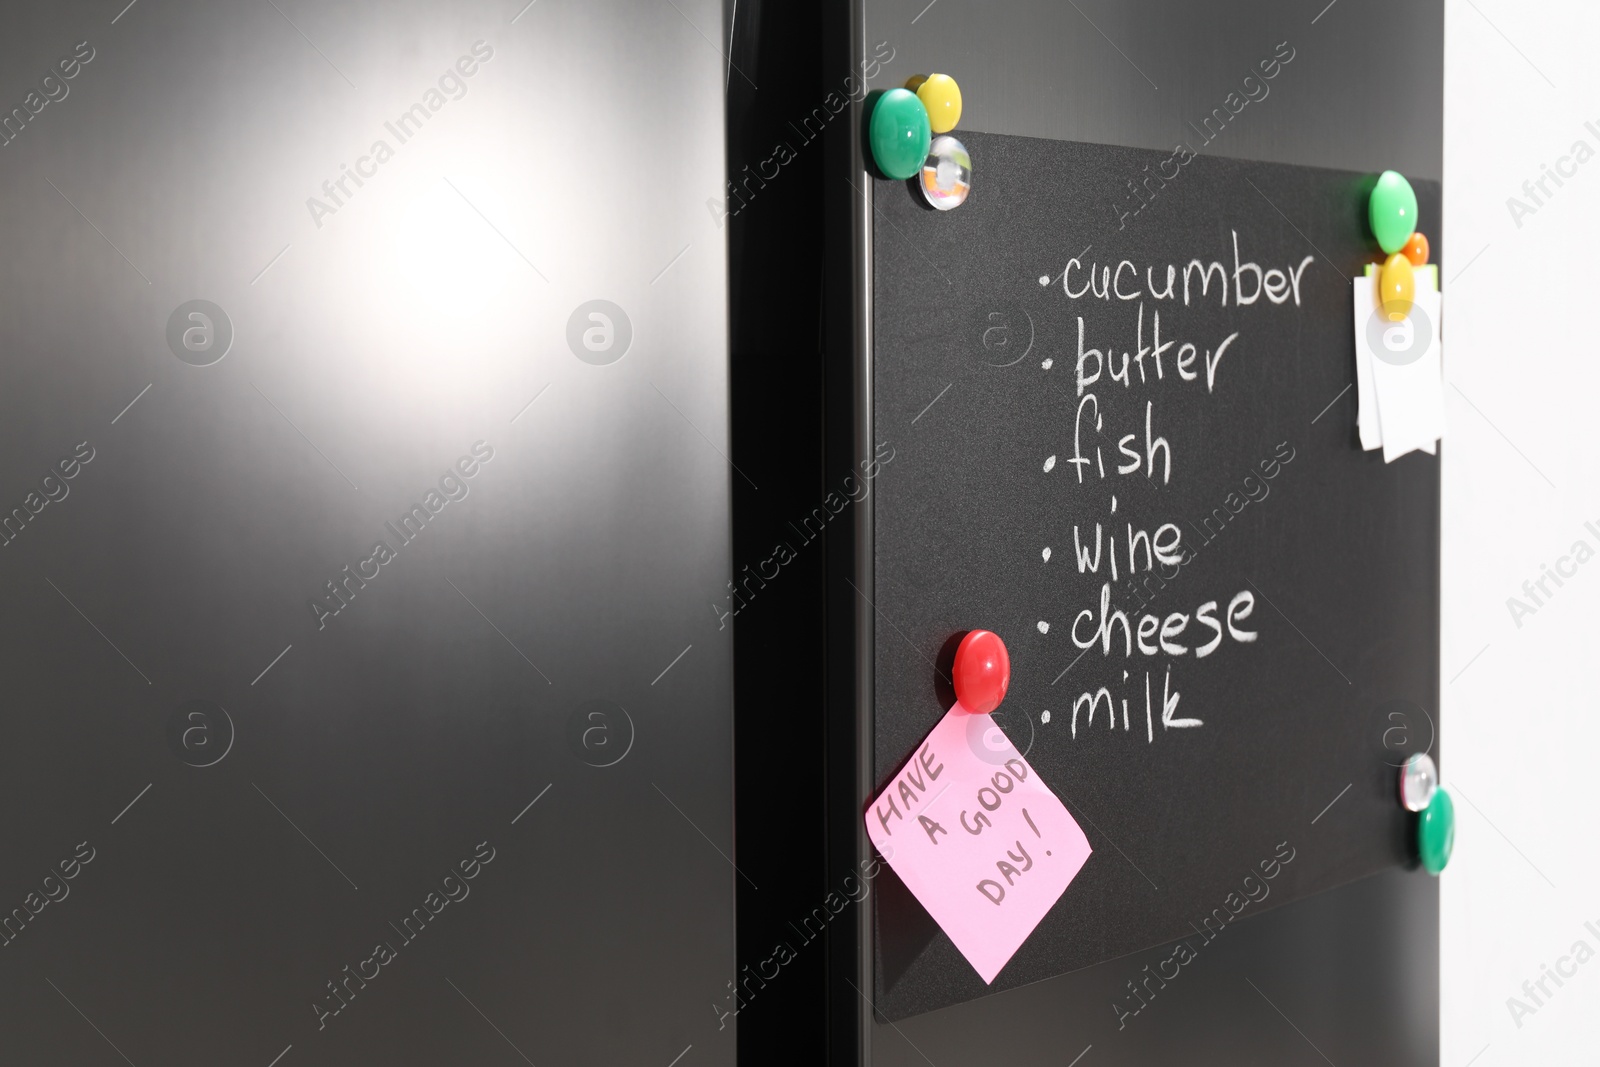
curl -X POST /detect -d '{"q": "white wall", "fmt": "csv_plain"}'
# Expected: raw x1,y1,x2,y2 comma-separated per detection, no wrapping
1443,1,1600,1061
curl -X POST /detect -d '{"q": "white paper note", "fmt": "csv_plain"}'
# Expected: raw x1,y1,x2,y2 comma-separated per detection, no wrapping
1353,266,1443,461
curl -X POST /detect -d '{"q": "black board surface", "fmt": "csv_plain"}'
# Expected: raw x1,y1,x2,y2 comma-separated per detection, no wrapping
871,130,1440,1018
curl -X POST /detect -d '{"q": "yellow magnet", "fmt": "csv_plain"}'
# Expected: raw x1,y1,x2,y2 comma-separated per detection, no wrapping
911,73,962,134
1379,252,1415,322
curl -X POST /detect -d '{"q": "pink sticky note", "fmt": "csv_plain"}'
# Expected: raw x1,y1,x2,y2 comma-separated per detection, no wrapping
865,703,1092,984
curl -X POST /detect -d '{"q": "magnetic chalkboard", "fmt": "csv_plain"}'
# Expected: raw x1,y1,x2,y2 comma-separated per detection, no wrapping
871,130,1439,1018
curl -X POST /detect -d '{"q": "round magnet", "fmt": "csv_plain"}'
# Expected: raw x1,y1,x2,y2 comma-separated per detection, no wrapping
920,135,971,211
953,630,1010,714
1399,752,1437,812
1379,251,1415,322
869,88,932,181
1419,787,1454,875
1402,231,1430,267
913,73,962,134
1369,169,1418,254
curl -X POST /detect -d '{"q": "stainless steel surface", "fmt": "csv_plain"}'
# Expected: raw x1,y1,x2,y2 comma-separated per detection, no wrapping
852,3,878,1061
862,0,1442,180
0,2,734,1063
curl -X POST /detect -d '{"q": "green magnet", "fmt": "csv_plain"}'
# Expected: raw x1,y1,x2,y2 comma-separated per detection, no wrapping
1369,170,1418,255
1419,786,1454,875
869,89,932,181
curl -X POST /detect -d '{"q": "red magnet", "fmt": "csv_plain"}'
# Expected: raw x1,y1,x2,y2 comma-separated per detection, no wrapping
953,630,1010,714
